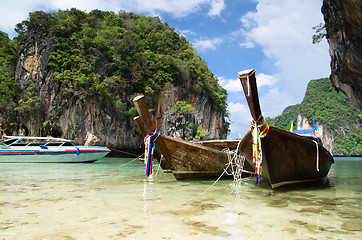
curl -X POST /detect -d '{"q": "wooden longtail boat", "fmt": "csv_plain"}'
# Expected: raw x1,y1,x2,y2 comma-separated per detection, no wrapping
133,95,254,180
237,69,334,189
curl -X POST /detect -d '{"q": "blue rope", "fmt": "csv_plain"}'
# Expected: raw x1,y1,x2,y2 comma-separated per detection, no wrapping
145,129,160,177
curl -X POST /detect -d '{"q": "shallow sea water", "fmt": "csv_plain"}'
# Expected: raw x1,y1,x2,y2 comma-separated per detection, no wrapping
0,157,361,240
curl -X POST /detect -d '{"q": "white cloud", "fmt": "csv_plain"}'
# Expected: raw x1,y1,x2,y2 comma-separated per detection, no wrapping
177,29,196,38
228,102,248,114
193,37,223,52
0,1,44,37
228,102,251,139
218,77,242,92
119,0,210,18
219,73,276,92
239,0,330,104
0,0,226,37
208,0,225,16
240,11,258,29
227,102,251,138
40,0,210,17
256,73,278,87
260,87,294,118
239,41,255,48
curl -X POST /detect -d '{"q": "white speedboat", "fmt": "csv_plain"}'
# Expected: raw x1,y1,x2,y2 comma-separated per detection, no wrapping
0,136,110,163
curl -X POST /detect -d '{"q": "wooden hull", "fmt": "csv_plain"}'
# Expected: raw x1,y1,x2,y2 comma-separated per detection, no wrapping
133,95,254,180
238,126,334,189
159,135,254,180
201,139,240,150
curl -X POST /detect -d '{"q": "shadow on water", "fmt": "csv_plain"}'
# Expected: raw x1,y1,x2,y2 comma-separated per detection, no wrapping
272,177,335,192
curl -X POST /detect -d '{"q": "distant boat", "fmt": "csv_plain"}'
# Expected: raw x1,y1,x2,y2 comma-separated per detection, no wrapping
0,136,110,163
237,69,334,189
132,95,254,180
292,118,323,144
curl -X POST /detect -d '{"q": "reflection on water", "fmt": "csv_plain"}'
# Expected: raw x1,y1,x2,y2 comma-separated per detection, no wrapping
0,157,361,239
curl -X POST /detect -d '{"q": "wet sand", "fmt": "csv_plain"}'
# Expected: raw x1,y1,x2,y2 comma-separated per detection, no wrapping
0,158,361,239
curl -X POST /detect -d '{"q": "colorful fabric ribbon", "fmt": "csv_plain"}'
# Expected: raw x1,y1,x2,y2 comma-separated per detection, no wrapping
250,117,269,184
144,129,161,177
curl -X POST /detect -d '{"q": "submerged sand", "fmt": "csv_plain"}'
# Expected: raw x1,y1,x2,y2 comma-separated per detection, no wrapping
0,158,361,239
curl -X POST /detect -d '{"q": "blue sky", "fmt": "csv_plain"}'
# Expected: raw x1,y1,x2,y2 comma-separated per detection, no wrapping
0,0,331,138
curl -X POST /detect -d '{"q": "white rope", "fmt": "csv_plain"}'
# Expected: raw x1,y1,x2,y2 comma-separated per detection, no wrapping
224,139,254,182
182,140,253,205
152,156,163,178
94,154,142,174
109,147,141,157
314,140,320,171
182,162,231,205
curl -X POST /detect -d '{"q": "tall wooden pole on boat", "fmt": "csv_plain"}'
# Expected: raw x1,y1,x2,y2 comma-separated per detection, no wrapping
133,116,148,137
238,69,263,124
133,116,163,164
133,96,172,169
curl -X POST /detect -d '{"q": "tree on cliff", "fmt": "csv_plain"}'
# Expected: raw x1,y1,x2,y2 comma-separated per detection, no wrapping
0,32,19,110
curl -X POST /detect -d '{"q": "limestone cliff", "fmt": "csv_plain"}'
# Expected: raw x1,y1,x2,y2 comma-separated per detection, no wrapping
2,10,228,155
14,28,144,152
322,0,362,109
156,83,227,140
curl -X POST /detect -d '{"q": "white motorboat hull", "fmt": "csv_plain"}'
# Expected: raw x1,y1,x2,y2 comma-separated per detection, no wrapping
0,146,110,163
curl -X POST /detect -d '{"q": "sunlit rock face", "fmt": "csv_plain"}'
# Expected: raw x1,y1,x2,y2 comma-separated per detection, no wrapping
322,0,362,109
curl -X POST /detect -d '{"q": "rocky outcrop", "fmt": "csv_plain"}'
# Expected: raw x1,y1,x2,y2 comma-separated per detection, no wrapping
156,83,227,140
322,0,362,109
4,21,227,154
296,113,335,152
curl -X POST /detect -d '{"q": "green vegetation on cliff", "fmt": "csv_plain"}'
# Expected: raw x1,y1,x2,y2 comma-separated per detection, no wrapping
14,9,226,114
0,32,19,110
266,78,361,155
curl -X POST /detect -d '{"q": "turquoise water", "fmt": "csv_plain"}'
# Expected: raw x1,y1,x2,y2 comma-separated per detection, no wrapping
0,157,361,239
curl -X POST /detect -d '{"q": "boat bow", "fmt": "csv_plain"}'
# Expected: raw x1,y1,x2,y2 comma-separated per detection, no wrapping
238,69,334,189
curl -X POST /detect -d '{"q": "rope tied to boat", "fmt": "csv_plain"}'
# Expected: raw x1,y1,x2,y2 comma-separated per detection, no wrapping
144,129,161,177
313,140,320,171
224,139,254,182
250,116,269,184
251,116,269,139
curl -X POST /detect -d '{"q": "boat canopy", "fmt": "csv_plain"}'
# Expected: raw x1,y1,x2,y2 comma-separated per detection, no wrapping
293,118,317,135
293,129,315,135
